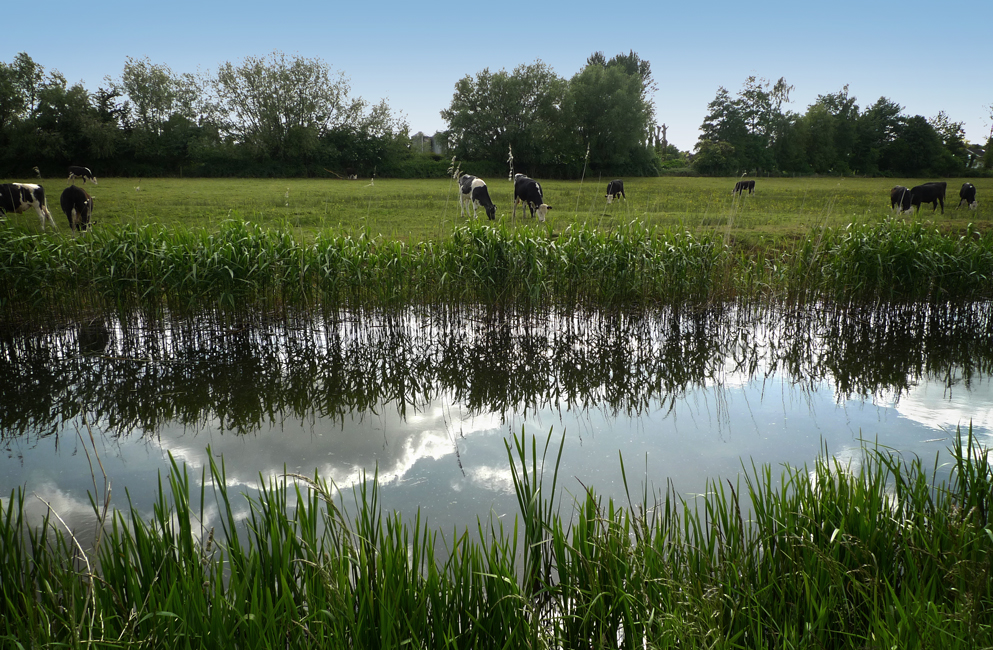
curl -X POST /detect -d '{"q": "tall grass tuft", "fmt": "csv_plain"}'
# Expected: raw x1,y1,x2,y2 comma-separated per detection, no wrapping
3,428,992,647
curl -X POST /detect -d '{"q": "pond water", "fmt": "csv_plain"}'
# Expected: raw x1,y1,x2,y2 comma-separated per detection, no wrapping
2,303,992,540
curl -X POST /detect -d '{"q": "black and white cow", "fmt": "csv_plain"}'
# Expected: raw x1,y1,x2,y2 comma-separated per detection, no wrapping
458,174,496,220
605,179,625,205
68,165,98,185
60,185,94,233
0,183,57,230
958,183,977,209
732,179,755,195
890,186,913,213
512,174,551,222
910,181,947,214
458,174,478,217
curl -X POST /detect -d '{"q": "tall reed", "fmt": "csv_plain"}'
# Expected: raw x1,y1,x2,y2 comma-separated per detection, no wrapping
2,429,991,648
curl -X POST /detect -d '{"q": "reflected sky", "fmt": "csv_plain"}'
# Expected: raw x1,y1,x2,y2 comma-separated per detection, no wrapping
2,303,992,540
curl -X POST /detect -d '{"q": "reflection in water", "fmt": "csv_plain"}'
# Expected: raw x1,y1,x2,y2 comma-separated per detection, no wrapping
1,302,992,537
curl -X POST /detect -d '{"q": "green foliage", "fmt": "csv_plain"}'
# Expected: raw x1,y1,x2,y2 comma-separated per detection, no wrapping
2,429,992,647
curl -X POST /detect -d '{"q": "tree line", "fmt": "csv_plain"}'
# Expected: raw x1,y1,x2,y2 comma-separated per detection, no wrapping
0,51,988,179
694,76,989,177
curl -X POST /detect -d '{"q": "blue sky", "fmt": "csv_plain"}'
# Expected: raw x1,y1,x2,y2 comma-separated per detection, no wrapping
7,0,990,152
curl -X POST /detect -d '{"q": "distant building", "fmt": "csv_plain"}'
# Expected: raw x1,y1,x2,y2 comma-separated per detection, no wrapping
410,131,447,156
965,144,986,169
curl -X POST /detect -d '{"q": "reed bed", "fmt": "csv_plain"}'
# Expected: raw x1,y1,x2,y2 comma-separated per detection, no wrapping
2,217,992,326
2,429,991,648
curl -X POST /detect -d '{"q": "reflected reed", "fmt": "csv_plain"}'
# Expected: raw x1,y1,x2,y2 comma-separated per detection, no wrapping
2,301,991,442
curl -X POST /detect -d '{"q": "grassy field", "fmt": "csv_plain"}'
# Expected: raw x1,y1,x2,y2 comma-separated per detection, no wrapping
4,175,991,250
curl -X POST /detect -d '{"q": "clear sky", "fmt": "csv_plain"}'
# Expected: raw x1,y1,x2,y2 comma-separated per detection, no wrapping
6,0,990,153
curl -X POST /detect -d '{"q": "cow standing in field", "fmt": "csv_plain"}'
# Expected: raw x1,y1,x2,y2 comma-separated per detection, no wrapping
910,181,947,214
458,174,478,217
60,185,94,233
512,174,551,222
732,180,755,195
0,183,57,230
958,183,977,209
606,179,625,204
458,174,496,220
890,186,913,213
68,166,98,184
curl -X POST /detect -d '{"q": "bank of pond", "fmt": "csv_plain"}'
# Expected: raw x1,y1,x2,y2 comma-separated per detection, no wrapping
1,217,992,326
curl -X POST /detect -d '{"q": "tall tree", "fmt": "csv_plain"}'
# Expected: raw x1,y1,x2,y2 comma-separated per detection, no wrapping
565,56,654,169
441,61,567,170
214,51,371,160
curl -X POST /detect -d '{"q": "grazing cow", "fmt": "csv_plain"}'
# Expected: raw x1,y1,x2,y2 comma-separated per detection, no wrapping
732,179,755,195
60,185,94,232
458,175,496,220
958,183,977,209
512,174,551,222
605,179,625,205
909,181,947,214
67,165,98,185
890,186,913,213
458,174,478,217
0,183,57,230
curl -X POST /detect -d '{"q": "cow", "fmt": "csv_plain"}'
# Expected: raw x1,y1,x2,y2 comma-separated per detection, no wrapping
958,183,977,209
890,186,913,213
605,179,625,205
732,179,755,195
67,165,98,185
458,175,496,220
0,183,57,230
512,174,551,222
60,185,94,233
458,174,478,217
909,181,947,214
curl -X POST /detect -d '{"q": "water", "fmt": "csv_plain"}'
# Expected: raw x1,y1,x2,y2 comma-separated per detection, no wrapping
2,302,992,539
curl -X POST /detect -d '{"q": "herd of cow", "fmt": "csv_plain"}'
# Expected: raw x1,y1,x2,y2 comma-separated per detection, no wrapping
0,166,97,233
889,181,978,214
0,169,980,234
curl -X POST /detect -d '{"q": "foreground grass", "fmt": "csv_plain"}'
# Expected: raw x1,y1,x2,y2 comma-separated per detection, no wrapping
3,176,991,248
2,429,991,648
1,216,992,325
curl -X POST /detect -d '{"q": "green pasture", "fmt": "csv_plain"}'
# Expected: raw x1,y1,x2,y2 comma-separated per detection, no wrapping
5,175,991,250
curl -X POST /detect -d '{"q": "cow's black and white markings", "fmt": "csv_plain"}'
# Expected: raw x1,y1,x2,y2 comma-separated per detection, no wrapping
910,181,947,214
605,179,625,205
890,186,913,213
460,178,496,221
458,174,478,218
958,182,977,209
68,165,98,185
512,174,551,222
60,185,94,233
0,183,57,230
732,180,755,195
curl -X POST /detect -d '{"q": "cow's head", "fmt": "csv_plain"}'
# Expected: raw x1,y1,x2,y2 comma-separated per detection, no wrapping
485,203,496,220
606,194,614,205
535,204,551,222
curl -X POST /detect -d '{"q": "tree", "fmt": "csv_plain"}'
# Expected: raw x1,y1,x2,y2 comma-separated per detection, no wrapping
441,61,568,170
565,57,654,170
214,51,369,160
694,77,793,174
852,97,904,175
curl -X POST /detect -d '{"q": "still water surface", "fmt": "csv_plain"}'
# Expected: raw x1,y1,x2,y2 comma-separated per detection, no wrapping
2,303,992,538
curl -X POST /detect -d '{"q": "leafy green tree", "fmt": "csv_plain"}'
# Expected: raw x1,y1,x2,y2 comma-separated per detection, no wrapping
885,115,944,176
441,61,567,171
928,110,968,174
565,56,654,170
695,77,792,173
798,87,858,174
852,97,904,175
214,50,390,161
